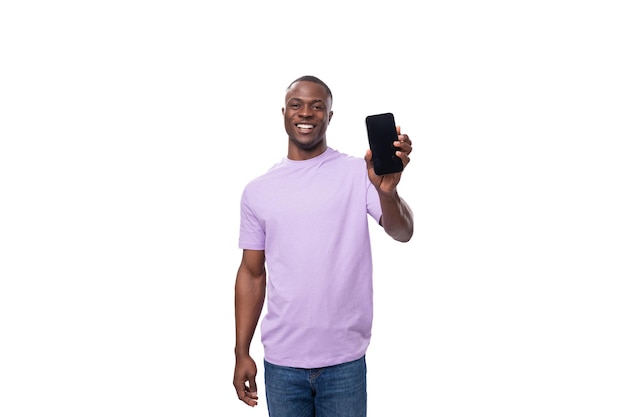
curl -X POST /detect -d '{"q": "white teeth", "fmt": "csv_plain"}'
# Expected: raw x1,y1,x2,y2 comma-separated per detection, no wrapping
297,124,314,129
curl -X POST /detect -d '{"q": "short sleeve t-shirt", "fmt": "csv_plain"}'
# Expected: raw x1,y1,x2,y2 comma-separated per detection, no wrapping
239,147,382,368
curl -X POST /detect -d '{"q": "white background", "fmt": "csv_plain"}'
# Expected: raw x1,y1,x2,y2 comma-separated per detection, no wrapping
1,1,625,416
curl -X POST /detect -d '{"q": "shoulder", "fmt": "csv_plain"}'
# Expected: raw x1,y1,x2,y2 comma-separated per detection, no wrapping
241,159,287,197
325,148,366,169
246,158,286,183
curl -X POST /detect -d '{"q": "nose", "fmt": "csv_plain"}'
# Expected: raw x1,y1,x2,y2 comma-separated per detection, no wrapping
298,104,313,118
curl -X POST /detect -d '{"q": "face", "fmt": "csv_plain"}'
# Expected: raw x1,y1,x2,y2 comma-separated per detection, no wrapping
282,81,333,157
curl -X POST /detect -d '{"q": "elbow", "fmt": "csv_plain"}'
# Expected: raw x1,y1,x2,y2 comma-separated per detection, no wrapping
383,220,413,242
394,226,413,243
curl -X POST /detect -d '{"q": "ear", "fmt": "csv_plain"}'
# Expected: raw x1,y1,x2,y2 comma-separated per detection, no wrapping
282,108,285,116
329,111,334,123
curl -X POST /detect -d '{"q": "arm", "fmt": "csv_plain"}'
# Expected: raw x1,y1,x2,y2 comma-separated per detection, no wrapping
378,188,414,242
365,126,414,242
233,249,266,407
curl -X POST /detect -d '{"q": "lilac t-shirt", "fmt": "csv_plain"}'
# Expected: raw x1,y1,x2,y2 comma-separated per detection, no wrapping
239,147,382,368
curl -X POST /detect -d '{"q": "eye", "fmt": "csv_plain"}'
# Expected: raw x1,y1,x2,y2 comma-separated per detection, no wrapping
313,105,324,110
289,103,300,109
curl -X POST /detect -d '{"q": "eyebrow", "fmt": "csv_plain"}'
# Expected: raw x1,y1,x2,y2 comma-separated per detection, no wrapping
287,98,325,103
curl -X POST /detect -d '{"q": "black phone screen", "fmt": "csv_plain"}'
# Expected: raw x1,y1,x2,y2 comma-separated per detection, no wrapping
365,113,403,175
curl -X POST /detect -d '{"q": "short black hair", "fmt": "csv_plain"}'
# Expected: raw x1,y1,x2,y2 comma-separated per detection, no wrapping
287,75,333,102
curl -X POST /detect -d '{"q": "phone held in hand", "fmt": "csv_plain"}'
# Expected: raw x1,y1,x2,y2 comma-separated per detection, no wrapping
365,112,403,176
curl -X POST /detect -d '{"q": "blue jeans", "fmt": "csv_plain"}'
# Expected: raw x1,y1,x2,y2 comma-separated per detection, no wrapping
264,356,367,417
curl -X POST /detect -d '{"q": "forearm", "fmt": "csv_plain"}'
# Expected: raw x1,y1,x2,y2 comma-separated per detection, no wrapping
379,190,414,242
234,268,266,357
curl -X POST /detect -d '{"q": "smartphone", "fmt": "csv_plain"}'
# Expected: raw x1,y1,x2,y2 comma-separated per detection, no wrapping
365,112,403,175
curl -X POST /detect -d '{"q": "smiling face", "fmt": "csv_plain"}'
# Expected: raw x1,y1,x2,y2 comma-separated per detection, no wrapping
282,80,333,160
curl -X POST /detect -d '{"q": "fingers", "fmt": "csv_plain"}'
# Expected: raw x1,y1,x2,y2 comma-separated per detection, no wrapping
394,133,412,167
395,150,411,167
395,124,412,151
236,382,259,407
367,129,412,170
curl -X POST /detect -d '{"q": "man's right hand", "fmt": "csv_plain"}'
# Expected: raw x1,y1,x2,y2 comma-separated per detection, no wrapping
233,354,259,407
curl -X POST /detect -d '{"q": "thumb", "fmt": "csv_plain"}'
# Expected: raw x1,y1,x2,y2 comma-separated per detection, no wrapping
364,149,374,166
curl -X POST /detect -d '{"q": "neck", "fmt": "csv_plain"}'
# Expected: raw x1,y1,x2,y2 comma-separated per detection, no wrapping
287,140,327,161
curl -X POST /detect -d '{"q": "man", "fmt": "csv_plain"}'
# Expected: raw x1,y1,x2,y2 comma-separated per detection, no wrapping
233,75,413,417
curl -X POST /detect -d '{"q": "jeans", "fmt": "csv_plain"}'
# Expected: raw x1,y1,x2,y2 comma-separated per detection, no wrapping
264,356,367,417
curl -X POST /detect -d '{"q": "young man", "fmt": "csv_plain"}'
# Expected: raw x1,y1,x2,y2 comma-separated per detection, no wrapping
233,75,413,417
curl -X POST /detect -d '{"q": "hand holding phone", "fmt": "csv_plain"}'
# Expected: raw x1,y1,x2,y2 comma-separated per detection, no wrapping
365,112,404,175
